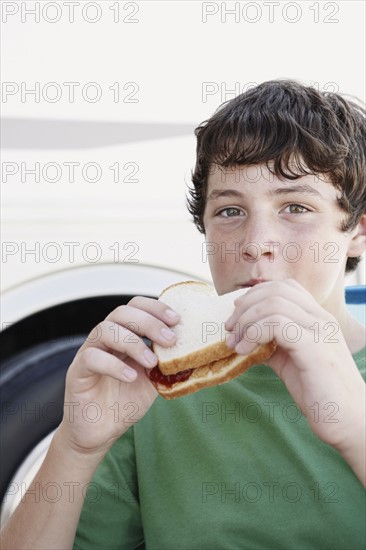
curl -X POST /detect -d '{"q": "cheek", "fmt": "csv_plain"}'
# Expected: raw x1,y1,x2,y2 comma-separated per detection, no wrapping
297,230,349,267
204,231,235,281
205,242,230,276
290,239,348,297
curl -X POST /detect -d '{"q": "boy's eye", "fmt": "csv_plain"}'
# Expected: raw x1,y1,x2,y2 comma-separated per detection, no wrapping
284,204,310,214
217,207,243,217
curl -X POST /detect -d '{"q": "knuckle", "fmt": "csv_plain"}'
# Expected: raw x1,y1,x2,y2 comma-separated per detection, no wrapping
268,296,286,309
99,320,112,337
121,320,141,335
127,296,156,308
271,281,284,292
118,327,140,346
86,320,111,345
112,304,128,317
79,346,99,366
87,322,103,341
234,295,245,305
127,296,140,307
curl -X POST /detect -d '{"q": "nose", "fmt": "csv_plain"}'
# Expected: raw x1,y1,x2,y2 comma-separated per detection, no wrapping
242,241,279,262
241,217,280,262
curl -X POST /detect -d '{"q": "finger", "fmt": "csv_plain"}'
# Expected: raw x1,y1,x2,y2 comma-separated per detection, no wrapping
122,296,181,325
106,304,179,348
76,346,139,383
225,279,326,330
79,321,159,369
232,313,318,356
228,288,329,347
229,295,314,338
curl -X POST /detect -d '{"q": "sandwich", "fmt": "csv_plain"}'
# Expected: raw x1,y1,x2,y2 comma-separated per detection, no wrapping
147,281,276,399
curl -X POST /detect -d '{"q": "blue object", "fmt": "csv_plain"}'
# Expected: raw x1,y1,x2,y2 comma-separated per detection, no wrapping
345,286,366,304
345,286,366,325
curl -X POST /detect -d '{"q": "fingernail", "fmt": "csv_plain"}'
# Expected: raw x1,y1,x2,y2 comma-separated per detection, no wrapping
161,327,176,341
124,367,137,380
165,308,180,321
143,348,157,367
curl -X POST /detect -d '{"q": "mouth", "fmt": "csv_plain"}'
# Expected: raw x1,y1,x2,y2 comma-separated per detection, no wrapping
238,279,269,288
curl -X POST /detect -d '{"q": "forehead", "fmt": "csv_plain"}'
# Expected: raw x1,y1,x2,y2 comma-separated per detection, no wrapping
206,164,339,202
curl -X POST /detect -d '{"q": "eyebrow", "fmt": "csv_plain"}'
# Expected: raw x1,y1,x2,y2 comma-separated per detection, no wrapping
206,184,325,201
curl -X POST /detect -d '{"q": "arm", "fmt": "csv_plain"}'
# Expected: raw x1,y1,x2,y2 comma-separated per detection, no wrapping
0,428,104,550
225,278,366,487
0,297,180,549
334,398,366,487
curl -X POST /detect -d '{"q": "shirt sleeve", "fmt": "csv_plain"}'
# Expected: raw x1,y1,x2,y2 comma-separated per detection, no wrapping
73,426,145,550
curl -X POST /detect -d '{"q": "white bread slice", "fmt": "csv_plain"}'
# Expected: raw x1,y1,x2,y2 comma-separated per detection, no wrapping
152,281,248,376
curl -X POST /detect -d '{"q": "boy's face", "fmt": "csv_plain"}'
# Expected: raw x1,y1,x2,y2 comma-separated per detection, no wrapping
203,164,363,309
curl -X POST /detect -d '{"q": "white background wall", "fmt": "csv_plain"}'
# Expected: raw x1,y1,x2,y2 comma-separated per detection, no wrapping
1,0,365,293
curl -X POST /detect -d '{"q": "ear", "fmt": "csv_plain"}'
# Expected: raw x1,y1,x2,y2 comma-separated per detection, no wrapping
347,214,366,257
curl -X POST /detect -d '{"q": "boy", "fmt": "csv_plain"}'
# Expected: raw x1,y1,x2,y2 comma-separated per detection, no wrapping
1,79,365,549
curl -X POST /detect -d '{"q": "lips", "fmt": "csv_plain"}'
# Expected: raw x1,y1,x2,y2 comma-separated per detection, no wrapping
239,278,269,288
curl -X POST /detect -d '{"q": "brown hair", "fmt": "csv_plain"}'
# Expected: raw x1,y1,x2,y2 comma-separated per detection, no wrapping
187,79,366,272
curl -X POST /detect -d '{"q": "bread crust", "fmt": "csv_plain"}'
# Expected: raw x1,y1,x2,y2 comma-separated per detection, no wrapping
149,340,276,400
159,280,211,294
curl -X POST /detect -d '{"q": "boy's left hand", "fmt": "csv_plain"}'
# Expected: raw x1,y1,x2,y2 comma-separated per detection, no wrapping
225,278,365,457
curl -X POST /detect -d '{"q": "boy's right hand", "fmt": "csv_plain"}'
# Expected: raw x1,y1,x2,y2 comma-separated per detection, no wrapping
57,296,180,460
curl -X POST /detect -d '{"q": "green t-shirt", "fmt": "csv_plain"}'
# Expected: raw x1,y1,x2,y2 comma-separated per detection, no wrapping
74,348,366,550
